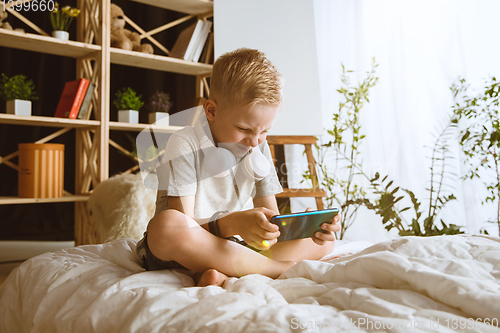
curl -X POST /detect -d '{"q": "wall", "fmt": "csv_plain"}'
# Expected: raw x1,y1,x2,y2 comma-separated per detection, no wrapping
214,0,323,136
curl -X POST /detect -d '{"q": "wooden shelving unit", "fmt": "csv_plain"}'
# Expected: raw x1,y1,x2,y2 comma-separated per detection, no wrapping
0,0,213,245
0,195,91,205
0,29,101,58
109,121,182,133
0,114,99,128
110,48,212,75
131,0,213,15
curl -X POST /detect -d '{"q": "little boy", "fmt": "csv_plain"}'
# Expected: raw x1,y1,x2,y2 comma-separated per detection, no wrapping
136,48,341,286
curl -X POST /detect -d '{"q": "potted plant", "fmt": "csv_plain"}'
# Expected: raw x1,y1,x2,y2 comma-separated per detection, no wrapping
114,87,144,124
146,90,173,125
0,73,38,116
49,2,81,40
451,76,500,236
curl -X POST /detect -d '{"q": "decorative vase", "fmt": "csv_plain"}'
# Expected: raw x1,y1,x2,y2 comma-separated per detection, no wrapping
52,30,69,40
148,112,169,125
6,99,31,116
18,143,65,198
118,110,139,124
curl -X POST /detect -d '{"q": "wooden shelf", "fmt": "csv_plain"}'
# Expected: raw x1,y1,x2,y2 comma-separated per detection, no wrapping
0,0,213,245
131,0,213,14
109,121,183,133
276,189,327,198
0,30,100,58
0,195,91,205
110,48,212,75
0,114,100,129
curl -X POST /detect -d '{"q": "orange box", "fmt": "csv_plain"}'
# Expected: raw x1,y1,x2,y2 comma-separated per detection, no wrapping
18,143,65,198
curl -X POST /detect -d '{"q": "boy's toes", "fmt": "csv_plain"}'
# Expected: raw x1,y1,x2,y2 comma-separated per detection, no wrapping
197,269,222,287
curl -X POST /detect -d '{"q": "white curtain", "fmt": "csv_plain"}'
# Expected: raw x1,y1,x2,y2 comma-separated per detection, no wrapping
288,0,500,241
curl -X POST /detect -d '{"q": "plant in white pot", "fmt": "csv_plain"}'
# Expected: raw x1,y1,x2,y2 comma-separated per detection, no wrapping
114,87,144,124
147,90,173,125
49,2,81,40
0,73,38,116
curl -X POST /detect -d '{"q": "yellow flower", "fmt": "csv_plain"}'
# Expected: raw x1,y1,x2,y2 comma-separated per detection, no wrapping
69,8,81,18
49,2,80,32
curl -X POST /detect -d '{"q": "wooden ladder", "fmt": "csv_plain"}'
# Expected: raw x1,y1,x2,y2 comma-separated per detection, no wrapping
267,136,326,210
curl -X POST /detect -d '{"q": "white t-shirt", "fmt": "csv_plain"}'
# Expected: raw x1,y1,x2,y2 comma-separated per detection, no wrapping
154,125,283,219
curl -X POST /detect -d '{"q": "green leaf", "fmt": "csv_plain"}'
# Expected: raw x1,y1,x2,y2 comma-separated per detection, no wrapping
461,130,470,143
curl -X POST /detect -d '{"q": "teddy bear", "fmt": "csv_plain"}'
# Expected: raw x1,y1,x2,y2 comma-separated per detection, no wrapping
110,3,154,54
1,7,13,30
1,7,25,32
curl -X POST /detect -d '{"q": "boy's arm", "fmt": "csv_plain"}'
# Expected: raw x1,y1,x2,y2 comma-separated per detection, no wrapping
169,195,280,249
167,195,194,217
167,195,213,231
215,195,280,241
253,195,279,215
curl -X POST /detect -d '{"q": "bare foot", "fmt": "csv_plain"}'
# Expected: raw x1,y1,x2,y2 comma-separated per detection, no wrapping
196,269,228,287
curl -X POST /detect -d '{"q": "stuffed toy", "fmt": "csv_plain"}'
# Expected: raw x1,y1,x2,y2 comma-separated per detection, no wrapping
0,7,25,32
88,173,156,242
110,3,153,54
0,7,13,30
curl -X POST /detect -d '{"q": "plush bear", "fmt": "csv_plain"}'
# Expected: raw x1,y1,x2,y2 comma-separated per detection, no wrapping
110,3,154,54
1,7,25,33
87,173,156,242
0,7,13,30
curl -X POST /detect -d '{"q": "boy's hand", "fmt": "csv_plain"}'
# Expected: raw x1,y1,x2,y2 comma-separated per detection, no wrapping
231,207,280,250
305,207,342,246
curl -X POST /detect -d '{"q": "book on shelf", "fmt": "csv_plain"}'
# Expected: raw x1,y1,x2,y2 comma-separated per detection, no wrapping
200,31,214,64
76,82,95,120
54,78,90,119
170,20,204,61
192,21,212,63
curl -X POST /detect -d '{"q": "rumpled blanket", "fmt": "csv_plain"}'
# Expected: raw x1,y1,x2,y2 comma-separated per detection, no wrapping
1,235,499,332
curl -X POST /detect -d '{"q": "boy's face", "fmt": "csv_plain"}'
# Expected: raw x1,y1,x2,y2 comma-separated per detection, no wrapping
205,100,279,158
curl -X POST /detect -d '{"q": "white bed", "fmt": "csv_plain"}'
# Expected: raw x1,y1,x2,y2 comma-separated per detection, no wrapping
1,235,499,332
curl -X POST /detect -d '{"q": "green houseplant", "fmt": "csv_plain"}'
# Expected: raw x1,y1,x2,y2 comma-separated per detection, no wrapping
146,90,173,125
0,73,38,116
311,60,409,239
49,2,81,40
303,60,400,239
451,76,500,236
398,120,462,236
304,60,463,239
114,87,144,124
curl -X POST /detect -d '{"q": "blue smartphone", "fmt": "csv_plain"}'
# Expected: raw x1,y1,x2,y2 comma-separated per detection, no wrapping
270,208,339,242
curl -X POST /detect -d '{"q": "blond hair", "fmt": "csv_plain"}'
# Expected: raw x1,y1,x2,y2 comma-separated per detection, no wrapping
210,48,283,109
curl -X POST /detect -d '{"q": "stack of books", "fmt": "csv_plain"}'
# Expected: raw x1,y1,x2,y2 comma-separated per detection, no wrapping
170,19,213,63
54,78,95,120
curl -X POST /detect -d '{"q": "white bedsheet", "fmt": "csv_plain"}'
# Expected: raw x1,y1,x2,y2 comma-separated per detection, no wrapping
1,235,499,332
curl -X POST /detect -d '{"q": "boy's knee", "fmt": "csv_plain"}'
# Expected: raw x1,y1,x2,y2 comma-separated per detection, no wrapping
148,209,192,245
151,209,186,227
315,240,335,259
